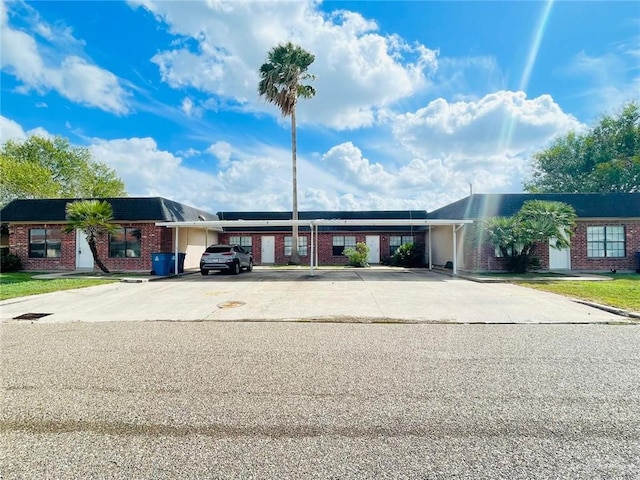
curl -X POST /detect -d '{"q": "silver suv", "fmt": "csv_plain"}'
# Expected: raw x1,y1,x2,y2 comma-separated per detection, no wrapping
200,244,253,275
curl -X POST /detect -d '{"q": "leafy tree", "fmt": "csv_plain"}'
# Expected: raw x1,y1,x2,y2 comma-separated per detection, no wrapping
525,101,640,193
64,200,120,273
258,42,316,264
483,200,577,273
391,243,426,268
0,135,126,205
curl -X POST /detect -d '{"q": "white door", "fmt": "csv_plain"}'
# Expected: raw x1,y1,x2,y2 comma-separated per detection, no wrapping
261,236,275,264
549,237,571,270
366,235,380,264
76,230,94,269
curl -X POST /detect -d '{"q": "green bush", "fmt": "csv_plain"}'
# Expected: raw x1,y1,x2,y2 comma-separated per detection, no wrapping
1,247,22,272
343,242,370,267
391,243,425,267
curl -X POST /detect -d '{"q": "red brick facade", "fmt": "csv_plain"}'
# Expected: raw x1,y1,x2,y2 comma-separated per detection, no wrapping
463,220,640,272
8,223,174,271
219,231,424,265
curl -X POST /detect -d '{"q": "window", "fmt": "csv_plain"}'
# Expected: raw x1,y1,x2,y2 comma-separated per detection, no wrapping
284,236,308,256
29,228,61,258
587,226,625,258
494,244,523,258
332,236,356,256
109,228,142,258
389,235,414,256
230,236,252,253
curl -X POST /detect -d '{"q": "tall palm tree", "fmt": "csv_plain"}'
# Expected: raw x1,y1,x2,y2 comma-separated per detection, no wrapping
64,200,120,273
258,42,316,264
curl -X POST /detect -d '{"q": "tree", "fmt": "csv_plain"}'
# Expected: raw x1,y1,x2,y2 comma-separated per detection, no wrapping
524,101,640,193
0,135,126,205
258,42,316,264
483,200,577,273
64,200,120,273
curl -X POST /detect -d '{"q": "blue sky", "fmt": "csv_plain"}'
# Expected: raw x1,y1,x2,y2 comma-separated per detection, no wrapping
1,0,638,212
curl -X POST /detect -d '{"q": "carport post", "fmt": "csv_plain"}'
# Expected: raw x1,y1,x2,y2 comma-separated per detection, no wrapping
310,222,315,276
174,227,180,276
428,225,432,270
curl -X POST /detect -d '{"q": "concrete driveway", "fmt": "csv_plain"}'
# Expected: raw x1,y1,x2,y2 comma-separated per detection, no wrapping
0,268,630,324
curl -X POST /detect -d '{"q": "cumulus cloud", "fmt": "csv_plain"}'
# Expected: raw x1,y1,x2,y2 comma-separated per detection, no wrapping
0,0,130,114
0,115,51,143
129,0,438,129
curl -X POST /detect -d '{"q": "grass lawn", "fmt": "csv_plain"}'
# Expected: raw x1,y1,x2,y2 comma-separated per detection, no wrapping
517,274,640,313
0,272,117,301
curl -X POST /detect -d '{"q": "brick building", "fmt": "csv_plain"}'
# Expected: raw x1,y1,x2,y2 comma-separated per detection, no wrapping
0,197,219,272
428,193,640,273
215,210,430,265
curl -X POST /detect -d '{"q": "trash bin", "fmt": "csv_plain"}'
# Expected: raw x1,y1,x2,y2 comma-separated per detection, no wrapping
151,252,172,276
169,253,186,274
636,252,640,274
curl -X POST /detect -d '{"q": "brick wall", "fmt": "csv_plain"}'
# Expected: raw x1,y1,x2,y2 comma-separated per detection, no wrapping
219,231,424,265
462,220,640,272
8,223,176,272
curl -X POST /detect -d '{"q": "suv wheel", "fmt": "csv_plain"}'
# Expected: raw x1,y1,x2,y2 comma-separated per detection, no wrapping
200,269,209,276
247,260,253,272
232,261,240,275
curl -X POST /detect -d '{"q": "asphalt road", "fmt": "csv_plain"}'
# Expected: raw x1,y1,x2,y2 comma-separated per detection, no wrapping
2,321,639,479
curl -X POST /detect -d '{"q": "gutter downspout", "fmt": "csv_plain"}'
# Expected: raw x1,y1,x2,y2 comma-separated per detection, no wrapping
310,222,315,276
428,225,432,270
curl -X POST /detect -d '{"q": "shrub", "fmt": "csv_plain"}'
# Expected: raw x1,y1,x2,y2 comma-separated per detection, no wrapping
1,247,22,272
391,243,425,267
343,242,370,267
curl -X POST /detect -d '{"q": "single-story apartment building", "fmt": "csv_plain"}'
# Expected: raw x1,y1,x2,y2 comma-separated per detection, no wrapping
0,197,220,272
215,210,431,265
1,193,638,273
427,193,640,273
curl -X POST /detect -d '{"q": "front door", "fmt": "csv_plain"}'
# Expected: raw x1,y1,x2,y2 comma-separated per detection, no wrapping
76,230,94,269
366,235,380,264
549,237,571,270
261,236,275,264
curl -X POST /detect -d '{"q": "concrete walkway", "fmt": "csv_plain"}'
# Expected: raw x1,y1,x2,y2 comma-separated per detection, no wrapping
2,268,636,324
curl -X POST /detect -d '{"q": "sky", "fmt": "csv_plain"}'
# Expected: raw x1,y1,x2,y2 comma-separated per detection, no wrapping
1,0,639,213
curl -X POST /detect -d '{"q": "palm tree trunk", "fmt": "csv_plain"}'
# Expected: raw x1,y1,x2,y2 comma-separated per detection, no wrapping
88,237,110,273
290,106,300,265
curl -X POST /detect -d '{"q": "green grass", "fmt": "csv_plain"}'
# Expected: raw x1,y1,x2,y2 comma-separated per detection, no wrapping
0,272,117,301
517,274,640,312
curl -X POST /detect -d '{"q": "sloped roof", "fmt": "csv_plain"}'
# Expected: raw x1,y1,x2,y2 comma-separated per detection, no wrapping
217,210,429,221
0,197,218,223
427,193,640,220
216,210,430,232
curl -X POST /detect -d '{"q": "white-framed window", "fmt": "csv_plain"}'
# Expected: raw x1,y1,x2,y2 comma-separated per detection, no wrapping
332,235,356,256
389,235,414,256
29,228,61,258
229,235,252,253
109,227,142,258
494,244,523,258
587,226,625,258
284,236,308,256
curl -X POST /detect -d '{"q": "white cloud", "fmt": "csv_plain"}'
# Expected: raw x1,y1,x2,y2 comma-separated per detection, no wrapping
0,115,51,143
0,0,130,114
129,0,438,129
207,141,232,165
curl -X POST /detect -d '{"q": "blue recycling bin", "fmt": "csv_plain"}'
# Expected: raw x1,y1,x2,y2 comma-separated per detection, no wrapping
151,253,172,276
636,252,640,273
169,253,186,274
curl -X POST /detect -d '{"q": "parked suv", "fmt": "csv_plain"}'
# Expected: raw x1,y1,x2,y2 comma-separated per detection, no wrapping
200,244,253,275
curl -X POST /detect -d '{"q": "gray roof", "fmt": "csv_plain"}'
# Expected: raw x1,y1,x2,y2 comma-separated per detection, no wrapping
0,197,218,223
427,193,640,220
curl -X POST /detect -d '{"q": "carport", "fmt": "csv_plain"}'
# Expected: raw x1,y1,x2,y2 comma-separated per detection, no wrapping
156,218,473,276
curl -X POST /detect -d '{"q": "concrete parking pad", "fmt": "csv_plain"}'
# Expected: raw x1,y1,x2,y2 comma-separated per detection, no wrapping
0,268,631,324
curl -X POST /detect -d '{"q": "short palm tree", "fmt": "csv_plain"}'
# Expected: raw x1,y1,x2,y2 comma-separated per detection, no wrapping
258,42,316,264
64,200,120,273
